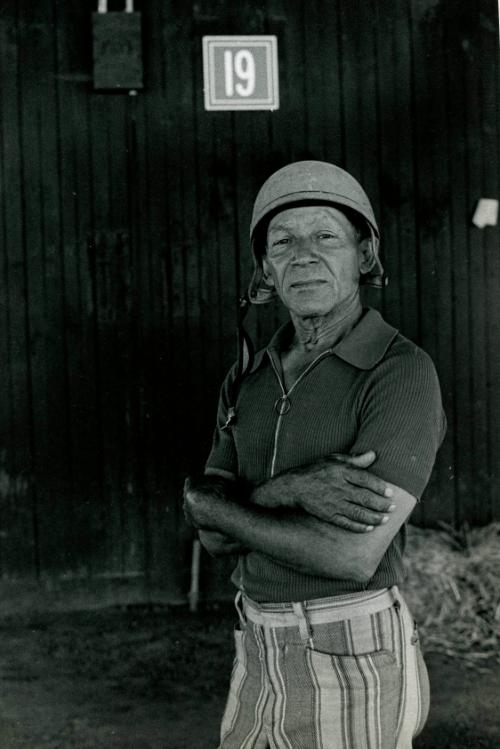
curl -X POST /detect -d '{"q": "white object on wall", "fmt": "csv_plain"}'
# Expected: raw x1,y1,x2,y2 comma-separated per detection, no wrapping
472,198,499,228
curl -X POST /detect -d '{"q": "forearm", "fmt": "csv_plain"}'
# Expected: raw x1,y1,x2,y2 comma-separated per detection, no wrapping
184,474,250,557
198,530,248,557
191,475,415,582
249,455,395,534
250,459,330,508
197,496,371,582
185,466,406,578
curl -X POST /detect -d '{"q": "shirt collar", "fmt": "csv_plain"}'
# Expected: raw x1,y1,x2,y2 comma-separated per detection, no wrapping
332,308,399,369
250,308,398,373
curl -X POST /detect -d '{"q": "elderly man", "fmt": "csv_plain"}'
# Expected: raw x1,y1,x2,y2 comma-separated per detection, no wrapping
184,161,446,749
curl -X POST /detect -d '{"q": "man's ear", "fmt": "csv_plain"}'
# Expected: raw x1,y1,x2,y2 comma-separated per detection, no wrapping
358,238,376,274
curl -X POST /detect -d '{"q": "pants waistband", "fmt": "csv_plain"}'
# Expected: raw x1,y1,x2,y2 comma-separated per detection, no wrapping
238,587,400,630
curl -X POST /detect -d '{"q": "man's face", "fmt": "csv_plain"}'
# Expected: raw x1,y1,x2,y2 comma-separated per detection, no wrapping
263,205,369,317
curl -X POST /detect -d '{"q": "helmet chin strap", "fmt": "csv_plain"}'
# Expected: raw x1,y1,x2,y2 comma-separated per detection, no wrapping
237,293,255,374
222,292,255,431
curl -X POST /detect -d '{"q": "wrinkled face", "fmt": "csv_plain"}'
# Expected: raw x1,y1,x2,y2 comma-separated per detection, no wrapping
263,205,371,317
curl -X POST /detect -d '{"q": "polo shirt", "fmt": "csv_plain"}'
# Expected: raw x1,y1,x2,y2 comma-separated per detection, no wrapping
206,308,446,602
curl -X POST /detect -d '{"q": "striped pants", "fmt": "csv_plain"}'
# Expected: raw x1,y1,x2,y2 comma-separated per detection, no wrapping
218,587,429,749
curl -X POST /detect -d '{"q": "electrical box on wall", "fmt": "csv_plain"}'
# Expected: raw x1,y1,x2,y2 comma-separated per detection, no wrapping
92,1,143,91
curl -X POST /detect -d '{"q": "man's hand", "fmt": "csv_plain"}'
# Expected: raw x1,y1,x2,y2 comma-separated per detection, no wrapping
251,451,396,533
183,475,249,556
183,475,233,529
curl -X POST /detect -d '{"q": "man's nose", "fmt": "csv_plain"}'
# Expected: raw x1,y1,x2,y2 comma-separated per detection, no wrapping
291,238,317,264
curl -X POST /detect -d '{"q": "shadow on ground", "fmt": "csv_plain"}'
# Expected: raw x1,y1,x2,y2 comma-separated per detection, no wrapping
0,603,498,748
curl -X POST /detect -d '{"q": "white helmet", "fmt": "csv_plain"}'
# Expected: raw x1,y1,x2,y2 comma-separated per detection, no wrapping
248,160,386,304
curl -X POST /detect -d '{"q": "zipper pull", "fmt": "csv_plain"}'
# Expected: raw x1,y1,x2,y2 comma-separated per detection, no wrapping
274,395,291,415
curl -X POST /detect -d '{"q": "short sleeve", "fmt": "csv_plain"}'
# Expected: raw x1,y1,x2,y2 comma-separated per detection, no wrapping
350,344,446,499
205,364,239,477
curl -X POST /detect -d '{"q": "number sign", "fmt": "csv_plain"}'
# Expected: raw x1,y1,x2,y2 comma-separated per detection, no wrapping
202,36,279,111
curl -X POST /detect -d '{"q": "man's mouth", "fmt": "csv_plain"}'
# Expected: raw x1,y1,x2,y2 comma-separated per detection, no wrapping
289,279,328,289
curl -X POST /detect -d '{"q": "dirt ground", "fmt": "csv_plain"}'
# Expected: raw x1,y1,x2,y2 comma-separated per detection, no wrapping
0,602,498,749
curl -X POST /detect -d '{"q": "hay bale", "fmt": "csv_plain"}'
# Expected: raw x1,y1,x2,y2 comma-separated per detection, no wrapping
401,522,500,670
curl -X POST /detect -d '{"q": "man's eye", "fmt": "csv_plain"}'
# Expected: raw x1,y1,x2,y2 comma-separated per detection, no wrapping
318,233,337,240
272,238,290,246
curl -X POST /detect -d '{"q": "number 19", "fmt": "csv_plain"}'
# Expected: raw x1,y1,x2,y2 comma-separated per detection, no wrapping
224,49,256,97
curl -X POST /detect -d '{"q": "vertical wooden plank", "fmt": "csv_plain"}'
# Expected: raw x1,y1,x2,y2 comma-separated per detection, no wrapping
439,0,477,527
84,116,118,576
88,228,139,575
136,0,181,594
420,5,456,526
124,94,152,591
373,2,414,334
86,37,149,577
300,2,323,159
267,0,305,162
87,143,119,575
319,0,344,164
129,0,196,590
479,0,500,521
407,0,456,525
88,87,139,579
115,102,146,577
178,2,211,587
350,1,380,211
461,0,493,525
52,0,105,577
393,1,419,341
339,2,385,315
151,0,207,594
470,0,500,524
0,4,38,576
18,0,77,574
87,48,125,575
351,0,383,318
338,0,365,184
163,4,196,464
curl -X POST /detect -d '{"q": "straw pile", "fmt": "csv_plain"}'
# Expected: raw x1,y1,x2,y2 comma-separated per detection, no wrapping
402,522,500,671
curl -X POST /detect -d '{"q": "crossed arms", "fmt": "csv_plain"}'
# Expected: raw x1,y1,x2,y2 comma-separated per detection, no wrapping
183,451,416,584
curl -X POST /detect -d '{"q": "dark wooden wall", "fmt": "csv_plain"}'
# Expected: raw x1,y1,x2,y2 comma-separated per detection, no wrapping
0,0,499,598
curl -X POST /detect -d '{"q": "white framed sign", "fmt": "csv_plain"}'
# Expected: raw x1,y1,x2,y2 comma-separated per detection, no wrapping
202,35,279,111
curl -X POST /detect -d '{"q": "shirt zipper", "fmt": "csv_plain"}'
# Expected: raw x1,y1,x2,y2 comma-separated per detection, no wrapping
268,349,333,477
